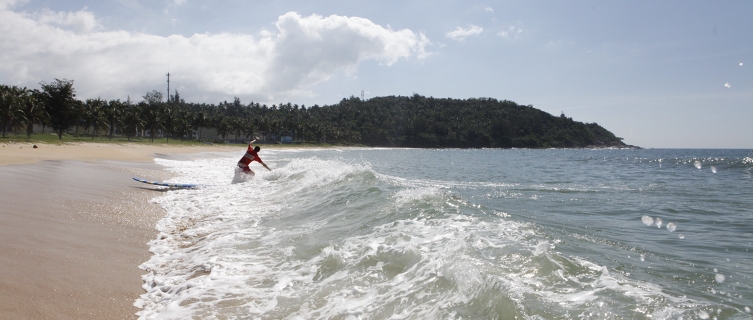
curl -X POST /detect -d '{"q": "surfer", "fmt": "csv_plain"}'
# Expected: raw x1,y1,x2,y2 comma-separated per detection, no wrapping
237,137,271,174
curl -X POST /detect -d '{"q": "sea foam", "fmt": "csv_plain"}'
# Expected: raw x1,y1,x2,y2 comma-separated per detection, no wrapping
134,149,752,319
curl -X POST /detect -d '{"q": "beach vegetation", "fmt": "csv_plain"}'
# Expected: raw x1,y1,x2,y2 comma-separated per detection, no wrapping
39,79,78,140
21,89,48,138
1,80,629,148
121,99,144,141
140,90,164,142
103,99,124,140
83,98,110,140
0,85,29,138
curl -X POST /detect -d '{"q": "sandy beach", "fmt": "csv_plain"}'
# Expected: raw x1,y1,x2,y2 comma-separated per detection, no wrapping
0,142,240,166
0,142,237,319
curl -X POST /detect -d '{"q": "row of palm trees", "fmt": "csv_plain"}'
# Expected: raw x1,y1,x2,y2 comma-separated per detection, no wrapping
1,83,222,142
0,84,47,138
0,81,339,143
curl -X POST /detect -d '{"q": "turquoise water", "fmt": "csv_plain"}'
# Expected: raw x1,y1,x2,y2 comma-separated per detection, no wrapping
137,148,753,319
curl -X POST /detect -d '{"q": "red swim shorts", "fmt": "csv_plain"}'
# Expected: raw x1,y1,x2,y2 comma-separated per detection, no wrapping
238,163,252,173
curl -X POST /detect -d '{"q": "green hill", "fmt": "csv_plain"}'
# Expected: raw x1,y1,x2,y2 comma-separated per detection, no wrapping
315,94,629,148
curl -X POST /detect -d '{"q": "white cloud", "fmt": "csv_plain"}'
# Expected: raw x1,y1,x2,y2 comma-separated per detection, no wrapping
445,25,483,41
0,0,25,9
415,33,432,59
484,6,493,13
259,29,273,37
498,26,523,39
164,0,186,14
30,7,101,33
262,12,430,98
0,7,429,103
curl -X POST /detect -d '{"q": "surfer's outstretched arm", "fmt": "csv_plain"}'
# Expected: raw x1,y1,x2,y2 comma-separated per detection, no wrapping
261,162,272,171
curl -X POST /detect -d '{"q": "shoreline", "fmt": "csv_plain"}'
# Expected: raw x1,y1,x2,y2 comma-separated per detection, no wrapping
0,142,239,166
0,143,241,319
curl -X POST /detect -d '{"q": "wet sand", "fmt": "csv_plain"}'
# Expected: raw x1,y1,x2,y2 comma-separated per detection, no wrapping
0,143,237,319
0,142,237,166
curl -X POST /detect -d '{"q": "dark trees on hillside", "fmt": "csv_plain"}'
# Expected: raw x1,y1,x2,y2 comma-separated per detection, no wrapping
318,95,625,148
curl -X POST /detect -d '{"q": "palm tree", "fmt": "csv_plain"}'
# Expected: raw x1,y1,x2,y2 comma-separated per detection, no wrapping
21,89,47,138
214,116,231,141
256,115,273,142
161,104,179,142
192,111,206,140
141,102,162,142
83,98,109,140
231,117,247,142
141,90,164,142
122,104,143,141
174,111,194,141
0,85,28,137
242,124,256,142
103,99,123,140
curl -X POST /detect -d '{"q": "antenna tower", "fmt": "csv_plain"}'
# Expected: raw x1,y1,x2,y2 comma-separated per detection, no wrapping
166,72,171,103
361,90,364,100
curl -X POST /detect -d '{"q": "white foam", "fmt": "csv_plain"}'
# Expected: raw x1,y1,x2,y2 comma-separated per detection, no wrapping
391,187,443,208
135,151,713,319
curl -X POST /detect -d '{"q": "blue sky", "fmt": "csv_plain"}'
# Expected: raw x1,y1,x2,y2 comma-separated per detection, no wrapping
1,0,751,148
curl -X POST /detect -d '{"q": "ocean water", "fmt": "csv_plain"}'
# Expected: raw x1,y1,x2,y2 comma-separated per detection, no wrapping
135,148,753,320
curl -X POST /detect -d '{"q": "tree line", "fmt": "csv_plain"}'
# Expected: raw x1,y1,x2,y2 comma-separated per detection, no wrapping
1,79,627,148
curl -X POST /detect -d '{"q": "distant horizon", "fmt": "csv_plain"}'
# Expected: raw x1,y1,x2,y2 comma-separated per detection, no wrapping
1,1,751,149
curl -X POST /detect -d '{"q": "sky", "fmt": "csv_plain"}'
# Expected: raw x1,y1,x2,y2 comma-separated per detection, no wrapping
0,0,751,148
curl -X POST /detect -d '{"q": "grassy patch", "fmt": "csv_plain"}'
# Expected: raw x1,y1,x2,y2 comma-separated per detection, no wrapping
0,132,211,145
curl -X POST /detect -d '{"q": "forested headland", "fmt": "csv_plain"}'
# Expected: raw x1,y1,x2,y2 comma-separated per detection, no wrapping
1,79,632,148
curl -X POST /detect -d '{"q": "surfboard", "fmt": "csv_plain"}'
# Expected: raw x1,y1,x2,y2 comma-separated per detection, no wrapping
132,177,199,189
